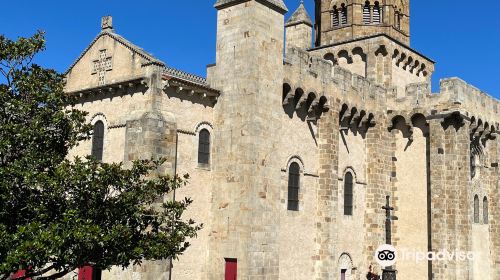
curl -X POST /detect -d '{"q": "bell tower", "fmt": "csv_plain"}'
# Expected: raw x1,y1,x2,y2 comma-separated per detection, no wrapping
315,0,410,46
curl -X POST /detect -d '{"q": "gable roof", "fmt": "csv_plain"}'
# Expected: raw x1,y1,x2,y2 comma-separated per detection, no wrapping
65,29,165,75
66,28,215,91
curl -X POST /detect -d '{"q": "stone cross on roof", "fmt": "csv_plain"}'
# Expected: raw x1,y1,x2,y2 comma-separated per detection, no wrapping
101,16,113,31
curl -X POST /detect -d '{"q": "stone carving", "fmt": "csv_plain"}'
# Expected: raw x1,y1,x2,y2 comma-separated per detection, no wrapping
91,50,112,86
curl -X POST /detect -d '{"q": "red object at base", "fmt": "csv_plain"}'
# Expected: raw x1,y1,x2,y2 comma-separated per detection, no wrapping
78,265,102,280
78,266,94,280
224,258,237,280
12,269,31,280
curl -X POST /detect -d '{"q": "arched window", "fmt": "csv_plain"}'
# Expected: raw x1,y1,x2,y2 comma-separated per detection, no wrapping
363,2,371,24
474,195,479,223
91,121,104,161
344,172,354,216
483,197,489,224
332,6,340,27
198,129,210,165
373,2,381,23
340,4,348,25
287,162,300,211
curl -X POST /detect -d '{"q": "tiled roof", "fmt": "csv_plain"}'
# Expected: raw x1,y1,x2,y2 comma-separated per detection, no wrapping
162,66,211,89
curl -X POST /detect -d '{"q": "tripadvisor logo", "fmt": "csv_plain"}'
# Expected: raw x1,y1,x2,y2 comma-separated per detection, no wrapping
375,244,397,267
375,244,476,267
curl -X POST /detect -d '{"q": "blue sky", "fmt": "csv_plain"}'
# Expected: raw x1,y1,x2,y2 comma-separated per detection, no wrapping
1,1,498,98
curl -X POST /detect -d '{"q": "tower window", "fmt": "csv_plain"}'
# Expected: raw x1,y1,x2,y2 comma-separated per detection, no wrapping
91,121,104,161
332,6,340,27
373,2,382,24
483,197,488,224
474,195,479,224
287,162,300,211
340,4,348,25
332,5,348,27
344,172,354,216
363,2,371,24
198,129,210,165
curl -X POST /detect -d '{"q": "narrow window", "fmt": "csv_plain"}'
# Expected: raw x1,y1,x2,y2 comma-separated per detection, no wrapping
474,195,479,223
344,172,353,215
363,1,371,24
483,197,489,224
332,6,339,27
198,129,210,165
341,269,347,280
224,258,237,280
373,2,381,23
91,121,104,161
287,162,300,211
340,4,348,25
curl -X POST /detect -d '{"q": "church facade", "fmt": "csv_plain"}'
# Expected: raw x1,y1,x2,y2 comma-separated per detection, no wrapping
64,0,499,279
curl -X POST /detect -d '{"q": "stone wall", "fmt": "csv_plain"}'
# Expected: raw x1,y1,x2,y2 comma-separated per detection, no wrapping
208,1,286,279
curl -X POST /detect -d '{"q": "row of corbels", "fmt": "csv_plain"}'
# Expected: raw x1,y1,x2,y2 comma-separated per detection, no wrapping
470,121,497,141
339,105,375,131
163,80,218,102
76,79,148,98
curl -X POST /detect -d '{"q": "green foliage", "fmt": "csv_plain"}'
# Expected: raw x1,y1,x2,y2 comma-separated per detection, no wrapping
0,32,201,279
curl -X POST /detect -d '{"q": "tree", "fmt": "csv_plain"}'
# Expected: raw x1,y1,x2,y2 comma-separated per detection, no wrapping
0,32,201,279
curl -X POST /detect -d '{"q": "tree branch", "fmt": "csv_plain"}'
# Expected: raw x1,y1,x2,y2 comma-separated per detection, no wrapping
36,268,72,280
18,265,55,279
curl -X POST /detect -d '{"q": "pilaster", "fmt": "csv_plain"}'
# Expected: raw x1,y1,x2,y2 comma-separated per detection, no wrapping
314,98,340,279
364,112,391,275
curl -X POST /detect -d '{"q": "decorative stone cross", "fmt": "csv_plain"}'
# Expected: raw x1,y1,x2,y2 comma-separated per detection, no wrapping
382,195,398,245
92,50,113,86
382,195,398,280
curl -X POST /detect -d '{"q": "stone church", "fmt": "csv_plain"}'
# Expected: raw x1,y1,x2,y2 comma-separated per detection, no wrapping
63,0,499,279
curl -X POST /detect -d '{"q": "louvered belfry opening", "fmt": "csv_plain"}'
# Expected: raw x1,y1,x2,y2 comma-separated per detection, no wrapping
363,1,371,24
91,121,104,161
340,4,348,25
372,1,381,23
332,4,348,27
332,6,340,27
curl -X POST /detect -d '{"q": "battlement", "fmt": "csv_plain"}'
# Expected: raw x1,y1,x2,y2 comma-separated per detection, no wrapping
438,78,499,121
331,66,386,108
284,46,387,113
389,77,499,124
